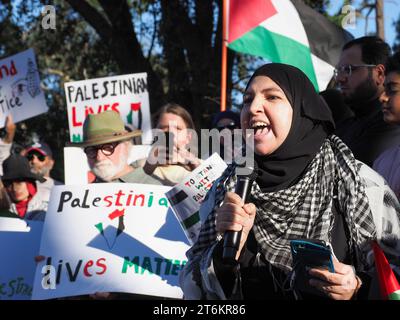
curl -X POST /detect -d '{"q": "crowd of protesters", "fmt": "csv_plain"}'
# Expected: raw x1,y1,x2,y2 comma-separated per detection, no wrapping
0,36,400,300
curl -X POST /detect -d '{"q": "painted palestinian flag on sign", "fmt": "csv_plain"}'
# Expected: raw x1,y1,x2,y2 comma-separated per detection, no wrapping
227,0,353,91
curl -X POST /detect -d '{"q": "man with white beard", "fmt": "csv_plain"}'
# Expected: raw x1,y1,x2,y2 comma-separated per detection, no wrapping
76,110,162,185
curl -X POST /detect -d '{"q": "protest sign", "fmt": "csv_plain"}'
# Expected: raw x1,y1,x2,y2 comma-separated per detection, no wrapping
63,145,151,185
0,217,43,300
65,73,152,144
0,48,48,127
32,183,190,299
166,153,227,244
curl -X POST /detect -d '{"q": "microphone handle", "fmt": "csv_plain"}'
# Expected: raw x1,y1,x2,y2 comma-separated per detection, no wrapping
222,177,252,264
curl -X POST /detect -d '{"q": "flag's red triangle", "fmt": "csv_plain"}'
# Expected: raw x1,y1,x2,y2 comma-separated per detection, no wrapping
372,241,400,299
108,208,125,220
228,0,277,43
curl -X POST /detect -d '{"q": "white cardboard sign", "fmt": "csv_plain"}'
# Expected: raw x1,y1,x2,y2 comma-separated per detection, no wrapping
0,49,48,127
32,183,190,299
0,217,43,300
64,73,152,144
166,153,227,244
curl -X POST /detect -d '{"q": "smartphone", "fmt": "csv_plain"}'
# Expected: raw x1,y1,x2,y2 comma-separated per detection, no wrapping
290,239,335,296
152,131,175,149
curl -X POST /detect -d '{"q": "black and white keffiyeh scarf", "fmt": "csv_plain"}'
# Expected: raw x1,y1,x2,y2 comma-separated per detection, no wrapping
191,135,376,273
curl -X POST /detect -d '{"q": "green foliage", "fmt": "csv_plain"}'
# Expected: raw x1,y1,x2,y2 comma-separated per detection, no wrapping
0,0,362,181
0,0,119,181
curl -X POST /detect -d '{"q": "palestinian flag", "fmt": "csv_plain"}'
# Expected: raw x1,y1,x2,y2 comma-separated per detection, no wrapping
227,0,353,91
372,241,400,300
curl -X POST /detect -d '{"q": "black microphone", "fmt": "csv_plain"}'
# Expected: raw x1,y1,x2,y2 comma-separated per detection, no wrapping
222,163,258,265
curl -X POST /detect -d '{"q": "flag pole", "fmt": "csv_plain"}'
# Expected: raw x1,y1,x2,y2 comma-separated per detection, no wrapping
220,0,228,112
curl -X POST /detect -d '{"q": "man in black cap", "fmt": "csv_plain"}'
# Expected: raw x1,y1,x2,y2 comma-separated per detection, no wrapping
0,115,17,177
24,141,62,192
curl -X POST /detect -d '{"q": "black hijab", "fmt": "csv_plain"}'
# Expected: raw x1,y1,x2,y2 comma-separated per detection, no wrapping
244,63,335,192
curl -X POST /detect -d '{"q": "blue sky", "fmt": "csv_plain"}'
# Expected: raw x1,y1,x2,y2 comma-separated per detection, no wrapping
328,0,400,48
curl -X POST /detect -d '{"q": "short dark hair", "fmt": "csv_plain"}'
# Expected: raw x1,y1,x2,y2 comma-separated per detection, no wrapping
343,36,391,65
212,110,240,127
385,51,400,75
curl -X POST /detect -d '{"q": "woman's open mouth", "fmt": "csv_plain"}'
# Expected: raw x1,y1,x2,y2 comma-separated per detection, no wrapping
251,121,271,139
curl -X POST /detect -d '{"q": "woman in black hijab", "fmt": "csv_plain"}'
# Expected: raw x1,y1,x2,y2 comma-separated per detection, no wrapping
244,63,334,191
180,63,400,300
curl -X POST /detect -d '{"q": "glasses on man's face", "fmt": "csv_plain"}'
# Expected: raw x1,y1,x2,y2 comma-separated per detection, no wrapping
26,152,46,162
333,64,376,79
84,142,120,159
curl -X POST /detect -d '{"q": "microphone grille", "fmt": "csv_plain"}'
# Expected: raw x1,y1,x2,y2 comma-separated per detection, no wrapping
236,162,258,182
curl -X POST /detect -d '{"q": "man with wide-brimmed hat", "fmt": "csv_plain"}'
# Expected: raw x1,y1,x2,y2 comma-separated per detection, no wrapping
74,110,162,185
1,154,49,220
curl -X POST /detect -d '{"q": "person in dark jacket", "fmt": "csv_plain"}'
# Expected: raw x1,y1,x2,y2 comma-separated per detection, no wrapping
319,88,353,125
334,36,400,166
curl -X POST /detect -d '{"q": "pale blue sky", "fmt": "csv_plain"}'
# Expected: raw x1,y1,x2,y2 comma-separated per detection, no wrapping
328,0,400,48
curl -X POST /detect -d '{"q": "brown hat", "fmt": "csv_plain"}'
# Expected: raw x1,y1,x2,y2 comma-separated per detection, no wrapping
72,111,142,147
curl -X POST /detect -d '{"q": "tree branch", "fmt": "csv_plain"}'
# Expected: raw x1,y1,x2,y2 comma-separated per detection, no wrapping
364,6,374,35
65,0,113,41
45,68,71,82
147,5,158,60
